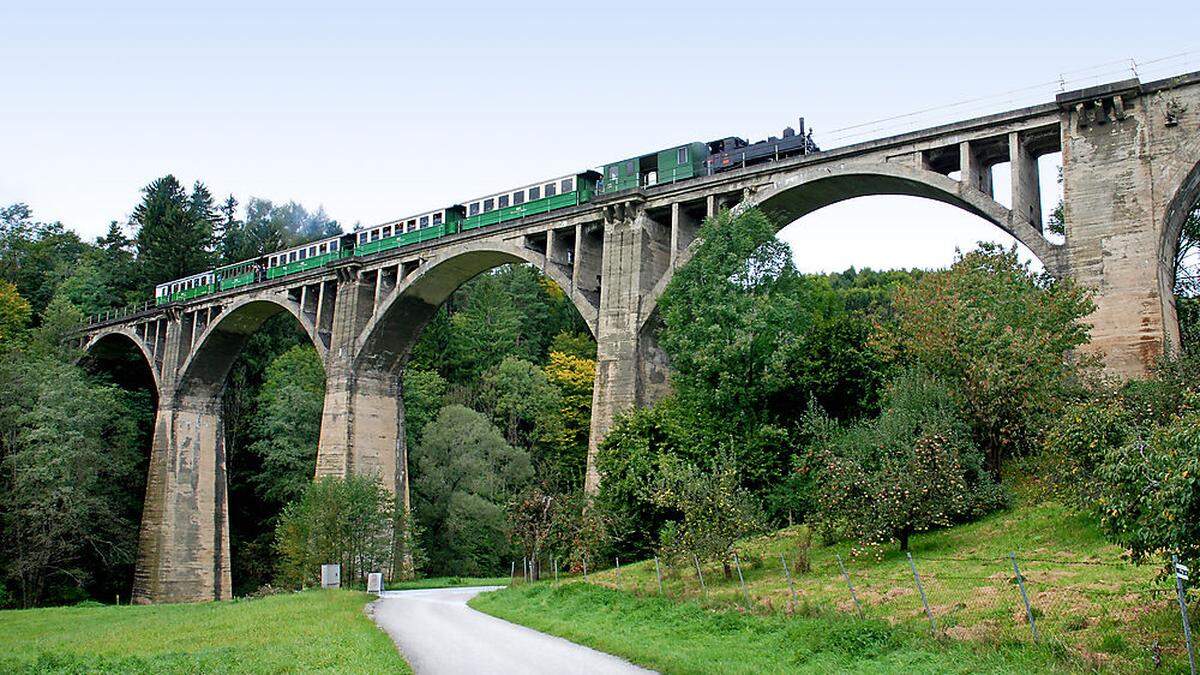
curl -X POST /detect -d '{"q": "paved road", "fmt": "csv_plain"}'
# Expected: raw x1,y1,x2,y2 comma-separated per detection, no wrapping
371,586,652,675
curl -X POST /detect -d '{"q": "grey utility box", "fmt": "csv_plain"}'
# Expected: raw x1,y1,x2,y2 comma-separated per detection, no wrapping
321,564,341,589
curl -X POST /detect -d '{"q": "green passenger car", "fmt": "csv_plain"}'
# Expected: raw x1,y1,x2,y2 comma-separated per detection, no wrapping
354,207,464,257
155,271,217,304
216,258,260,291
460,172,600,232
265,236,345,280
600,142,709,194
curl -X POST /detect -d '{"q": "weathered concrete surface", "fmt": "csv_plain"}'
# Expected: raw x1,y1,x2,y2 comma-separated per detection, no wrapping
78,70,1200,603
372,587,653,675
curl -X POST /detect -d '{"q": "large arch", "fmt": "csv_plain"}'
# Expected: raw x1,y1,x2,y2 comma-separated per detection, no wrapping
355,239,597,374
175,295,326,403
81,327,160,393
640,162,1063,329
1158,136,1200,356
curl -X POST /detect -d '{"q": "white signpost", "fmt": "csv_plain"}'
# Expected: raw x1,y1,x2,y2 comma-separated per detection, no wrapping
321,564,341,589
367,572,383,594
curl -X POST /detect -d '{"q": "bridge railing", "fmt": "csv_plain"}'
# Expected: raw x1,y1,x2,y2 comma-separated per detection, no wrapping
84,300,157,328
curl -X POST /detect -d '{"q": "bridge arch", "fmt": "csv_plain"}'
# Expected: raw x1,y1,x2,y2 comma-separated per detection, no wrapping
81,327,161,393
175,295,325,403
641,162,1064,329
355,239,597,374
1159,134,1200,354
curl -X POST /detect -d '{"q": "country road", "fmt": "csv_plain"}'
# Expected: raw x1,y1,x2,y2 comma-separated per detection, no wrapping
371,586,653,675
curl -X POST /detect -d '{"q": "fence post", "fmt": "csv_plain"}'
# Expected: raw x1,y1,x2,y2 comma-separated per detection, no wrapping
615,557,622,590
583,555,588,582
1173,554,1197,675
554,557,559,582
836,553,863,618
733,552,750,607
510,560,515,585
780,553,798,613
693,554,707,597
654,556,664,595
1010,552,1039,643
907,552,937,634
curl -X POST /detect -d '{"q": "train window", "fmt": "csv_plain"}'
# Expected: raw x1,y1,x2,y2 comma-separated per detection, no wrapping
624,160,634,174
469,203,480,216
433,213,443,225
513,191,525,205
677,147,688,164
561,178,574,192
407,219,416,230
498,195,509,208
289,252,297,263
608,166,618,180
382,227,391,238
483,198,494,212
529,186,541,200
318,244,326,254
330,240,339,251
358,232,367,245
299,249,308,260
370,230,380,242
545,183,557,197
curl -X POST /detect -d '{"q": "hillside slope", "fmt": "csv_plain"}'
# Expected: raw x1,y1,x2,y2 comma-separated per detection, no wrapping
476,495,1193,673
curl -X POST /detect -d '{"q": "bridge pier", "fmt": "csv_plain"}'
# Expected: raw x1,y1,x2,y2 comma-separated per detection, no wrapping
585,200,672,493
133,393,232,603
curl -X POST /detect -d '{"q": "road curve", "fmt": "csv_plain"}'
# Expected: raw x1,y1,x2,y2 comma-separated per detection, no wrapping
371,586,653,675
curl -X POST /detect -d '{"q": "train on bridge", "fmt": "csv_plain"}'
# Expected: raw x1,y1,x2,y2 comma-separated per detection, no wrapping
154,121,819,305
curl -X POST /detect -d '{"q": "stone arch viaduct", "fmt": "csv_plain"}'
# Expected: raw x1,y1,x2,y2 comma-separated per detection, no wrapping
76,72,1200,603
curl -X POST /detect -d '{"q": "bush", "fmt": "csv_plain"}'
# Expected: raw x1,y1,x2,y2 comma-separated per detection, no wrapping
274,475,397,589
807,369,1005,554
1094,405,1200,576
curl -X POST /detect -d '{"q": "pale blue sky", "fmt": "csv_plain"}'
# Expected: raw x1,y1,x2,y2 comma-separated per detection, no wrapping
2,1,1196,272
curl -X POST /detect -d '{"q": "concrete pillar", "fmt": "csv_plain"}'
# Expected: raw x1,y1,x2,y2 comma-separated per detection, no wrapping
1009,131,1042,230
960,140,994,197
315,267,404,499
133,312,231,604
585,202,671,493
1059,88,1180,377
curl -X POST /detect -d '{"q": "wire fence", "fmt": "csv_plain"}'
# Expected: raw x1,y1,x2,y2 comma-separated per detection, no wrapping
517,548,1198,673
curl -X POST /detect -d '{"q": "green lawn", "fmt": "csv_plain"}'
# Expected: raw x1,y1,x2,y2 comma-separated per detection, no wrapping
473,494,1196,673
385,575,510,591
0,589,408,674
471,582,1079,673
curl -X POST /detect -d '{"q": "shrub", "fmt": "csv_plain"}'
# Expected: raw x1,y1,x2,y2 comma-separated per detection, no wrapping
274,475,397,589
807,369,1005,554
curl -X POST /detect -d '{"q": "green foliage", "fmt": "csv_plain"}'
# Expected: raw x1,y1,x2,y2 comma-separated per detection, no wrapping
412,405,533,575
274,476,396,588
247,345,325,508
0,280,31,345
549,330,597,360
0,350,142,607
130,175,218,289
0,204,89,318
879,243,1094,475
647,454,763,568
808,370,1005,553
542,351,595,483
651,208,886,514
1094,407,1200,578
402,367,448,450
595,402,692,558
479,357,564,462
221,198,341,263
